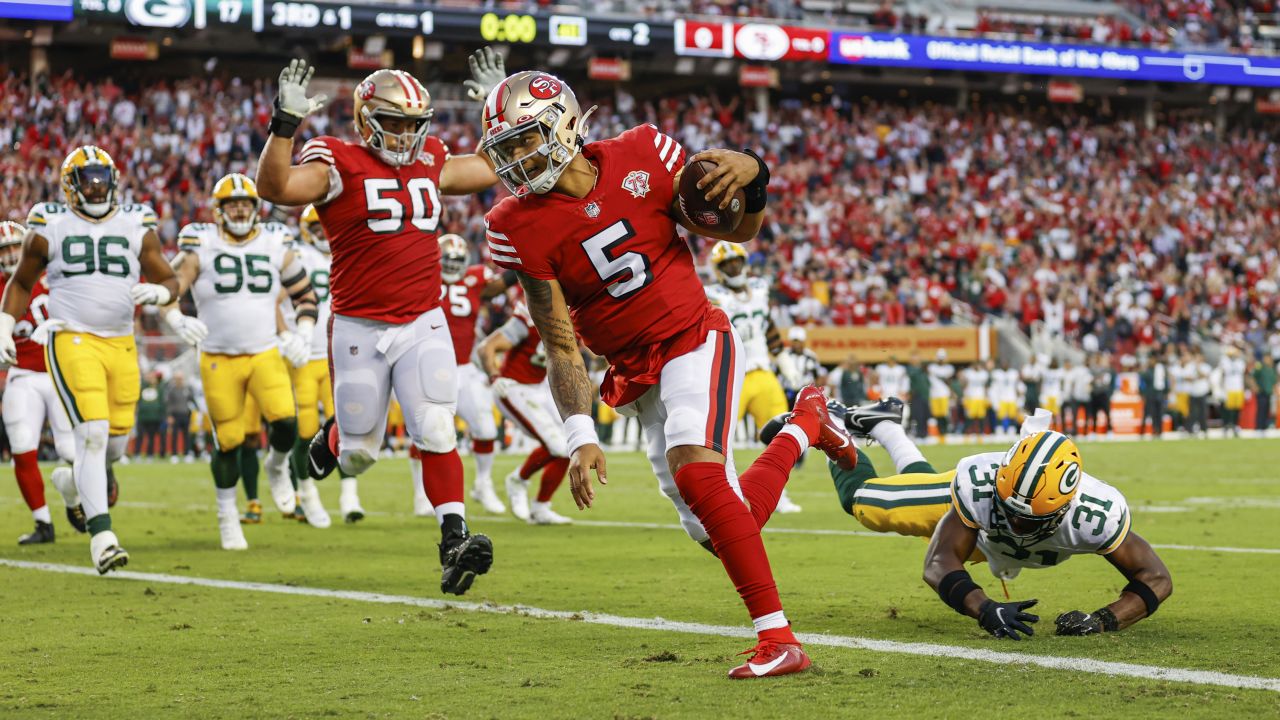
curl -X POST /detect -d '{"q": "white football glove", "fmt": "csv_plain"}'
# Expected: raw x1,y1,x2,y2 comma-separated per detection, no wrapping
491,376,516,400
464,46,506,102
277,59,328,119
0,313,16,366
130,283,172,306
279,330,310,368
29,318,66,346
165,308,208,346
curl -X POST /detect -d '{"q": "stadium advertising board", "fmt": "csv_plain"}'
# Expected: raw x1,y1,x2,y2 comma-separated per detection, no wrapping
674,19,827,61
828,32,1280,88
69,0,667,50
802,326,990,364
0,0,72,21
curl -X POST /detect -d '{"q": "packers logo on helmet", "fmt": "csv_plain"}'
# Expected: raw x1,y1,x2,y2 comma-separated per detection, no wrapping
299,204,328,253
709,241,749,289
0,221,25,275
212,173,261,238
353,69,433,167
995,431,1082,545
480,71,597,197
438,234,468,284
61,146,118,218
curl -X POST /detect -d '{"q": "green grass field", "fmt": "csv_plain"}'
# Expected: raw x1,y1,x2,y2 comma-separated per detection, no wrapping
2,438,1278,718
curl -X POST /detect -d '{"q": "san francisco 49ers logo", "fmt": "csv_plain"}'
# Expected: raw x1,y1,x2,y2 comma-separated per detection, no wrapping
528,75,562,100
622,170,651,198
357,80,377,101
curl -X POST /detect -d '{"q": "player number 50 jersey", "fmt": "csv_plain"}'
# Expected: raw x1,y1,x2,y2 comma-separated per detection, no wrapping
28,202,154,338
178,221,298,355
950,451,1132,579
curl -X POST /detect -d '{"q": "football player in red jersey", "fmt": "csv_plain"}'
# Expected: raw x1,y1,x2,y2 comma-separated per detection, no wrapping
414,233,518,516
480,71,859,678
476,303,573,525
255,55,505,596
0,221,79,544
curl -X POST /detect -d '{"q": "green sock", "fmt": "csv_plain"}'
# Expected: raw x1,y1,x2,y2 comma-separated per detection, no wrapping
239,446,260,501
86,513,112,536
901,460,938,475
211,449,240,490
290,437,308,490
830,449,878,516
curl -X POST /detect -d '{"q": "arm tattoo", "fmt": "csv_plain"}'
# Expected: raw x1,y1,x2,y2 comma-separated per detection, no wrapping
518,272,593,419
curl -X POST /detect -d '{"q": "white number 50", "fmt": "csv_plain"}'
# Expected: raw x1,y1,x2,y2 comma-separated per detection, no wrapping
364,178,441,234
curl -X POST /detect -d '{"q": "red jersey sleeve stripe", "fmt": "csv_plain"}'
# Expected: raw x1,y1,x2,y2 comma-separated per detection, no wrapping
490,252,522,266
665,141,684,172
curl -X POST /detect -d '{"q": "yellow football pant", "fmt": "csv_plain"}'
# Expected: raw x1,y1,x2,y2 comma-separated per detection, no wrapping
290,358,333,439
963,398,988,420
739,368,789,430
996,401,1020,420
46,331,140,436
930,397,950,418
1226,391,1245,411
201,348,296,451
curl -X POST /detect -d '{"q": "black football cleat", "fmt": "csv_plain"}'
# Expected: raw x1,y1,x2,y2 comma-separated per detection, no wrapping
106,465,119,507
844,398,906,438
439,531,493,596
18,520,55,545
65,504,88,534
308,417,338,480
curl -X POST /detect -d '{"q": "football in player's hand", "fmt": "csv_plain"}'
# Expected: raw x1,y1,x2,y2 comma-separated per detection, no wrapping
678,160,745,235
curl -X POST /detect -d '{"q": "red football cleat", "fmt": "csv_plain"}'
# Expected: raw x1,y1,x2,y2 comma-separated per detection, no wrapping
789,385,858,471
727,641,812,679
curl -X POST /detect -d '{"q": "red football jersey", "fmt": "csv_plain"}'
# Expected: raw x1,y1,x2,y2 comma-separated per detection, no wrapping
299,135,450,323
499,311,547,385
0,274,50,372
485,124,728,407
440,264,492,365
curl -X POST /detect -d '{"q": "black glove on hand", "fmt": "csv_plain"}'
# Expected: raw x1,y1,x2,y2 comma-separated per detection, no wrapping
978,598,1039,640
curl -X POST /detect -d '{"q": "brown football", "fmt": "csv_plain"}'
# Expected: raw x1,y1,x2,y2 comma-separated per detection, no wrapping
677,159,746,235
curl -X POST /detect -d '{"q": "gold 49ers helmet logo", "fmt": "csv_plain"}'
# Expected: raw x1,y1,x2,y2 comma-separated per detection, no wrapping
528,75,562,100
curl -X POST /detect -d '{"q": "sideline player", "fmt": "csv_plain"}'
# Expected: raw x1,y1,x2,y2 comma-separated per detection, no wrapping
0,222,77,544
255,56,504,595
762,401,1173,638
163,173,319,550
0,146,180,573
476,303,572,524
481,71,858,677
705,240,800,513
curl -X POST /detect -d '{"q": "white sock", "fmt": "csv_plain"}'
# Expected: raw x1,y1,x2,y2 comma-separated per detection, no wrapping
265,446,288,472
869,421,927,473
298,477,319,495
473,450,495,487
778,424,810,453
340,477,358,496
411,458,426,501
106,434,128,463
32,506,51,523
752,610,789,633
216,486,238,518
74,420,111,521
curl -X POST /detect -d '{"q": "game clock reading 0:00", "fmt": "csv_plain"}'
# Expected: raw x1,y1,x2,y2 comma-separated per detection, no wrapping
480,12,536,43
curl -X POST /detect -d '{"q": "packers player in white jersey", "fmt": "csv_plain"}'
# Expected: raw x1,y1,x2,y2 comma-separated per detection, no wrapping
162,173,320,550
284,204,362,524
0,145,180,573
705,241,800,513
762,402,1173,639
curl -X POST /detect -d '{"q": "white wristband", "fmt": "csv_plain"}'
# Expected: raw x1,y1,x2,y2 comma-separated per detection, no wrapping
563,413,599,456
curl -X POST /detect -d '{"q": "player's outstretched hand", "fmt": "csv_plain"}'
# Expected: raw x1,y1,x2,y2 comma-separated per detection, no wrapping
568,443,608,510
277,59,328,119
29,318,66,346
464,46,506,102
978,598,1039,640
688,149,761,211
279,330,310,368
1055,610,1103,636
165,309,207,346
130,283,172,306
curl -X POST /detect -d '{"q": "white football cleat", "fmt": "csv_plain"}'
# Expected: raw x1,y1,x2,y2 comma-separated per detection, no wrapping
470,477,506,514
219,512,249,550
339,490,365,524
774,489,803,514
264,449,297,515
504,470,530,522
89,530,129,574
528,501,572,525
297,479,331,529
414,496,436,517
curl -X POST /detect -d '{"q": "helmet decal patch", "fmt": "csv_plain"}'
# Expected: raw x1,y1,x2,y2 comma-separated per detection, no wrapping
1059,463,1081,494
357,80,377,101
528,75,563,100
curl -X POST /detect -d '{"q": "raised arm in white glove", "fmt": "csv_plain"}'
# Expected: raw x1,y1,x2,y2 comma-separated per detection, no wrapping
464,46,507,102
165,308,209,346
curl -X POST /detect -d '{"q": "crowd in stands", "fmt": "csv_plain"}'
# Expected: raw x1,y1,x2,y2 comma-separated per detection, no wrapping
2,70,1278,367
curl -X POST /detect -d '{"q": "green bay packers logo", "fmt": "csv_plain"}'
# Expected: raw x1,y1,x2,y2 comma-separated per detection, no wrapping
1059,462,1081,494
125,0,192,28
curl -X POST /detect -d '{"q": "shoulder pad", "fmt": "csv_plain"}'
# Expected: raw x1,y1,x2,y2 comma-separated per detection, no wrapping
26,202,67,227
951,453,1003,529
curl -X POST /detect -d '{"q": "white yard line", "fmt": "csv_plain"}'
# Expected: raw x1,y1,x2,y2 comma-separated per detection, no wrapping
1,557,1277,694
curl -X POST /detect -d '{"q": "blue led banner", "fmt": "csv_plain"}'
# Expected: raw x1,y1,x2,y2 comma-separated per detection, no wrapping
0,0,72,21
828,32,1280,88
